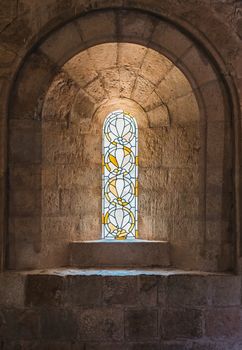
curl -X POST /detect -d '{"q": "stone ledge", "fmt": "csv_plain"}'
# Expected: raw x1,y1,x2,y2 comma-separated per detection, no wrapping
69,240,170,268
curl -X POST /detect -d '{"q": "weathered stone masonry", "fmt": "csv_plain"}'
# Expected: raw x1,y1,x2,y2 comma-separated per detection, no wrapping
0,0,242,349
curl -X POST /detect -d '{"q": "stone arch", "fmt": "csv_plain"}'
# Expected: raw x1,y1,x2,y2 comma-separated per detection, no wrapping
5,8,240,272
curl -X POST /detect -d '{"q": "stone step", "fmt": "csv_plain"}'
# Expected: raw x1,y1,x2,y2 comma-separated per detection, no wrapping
1,269,241,348
69,240,170,268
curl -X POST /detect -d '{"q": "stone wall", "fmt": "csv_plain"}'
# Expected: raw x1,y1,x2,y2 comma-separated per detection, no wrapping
31,43,201,270
0,1,241,272
6,9,235,272
0,270,241,349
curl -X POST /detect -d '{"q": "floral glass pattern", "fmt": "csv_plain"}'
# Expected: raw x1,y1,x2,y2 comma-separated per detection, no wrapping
102,110,138,239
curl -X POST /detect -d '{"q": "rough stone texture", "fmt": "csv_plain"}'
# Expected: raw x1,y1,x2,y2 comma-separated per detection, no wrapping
0,273,25,307
162,308,203,340
79,307,124,341
0,270,241,348
70,241,170,268
125,308,158,341
1,2,236,273
8,41,206,269
41,308,78,340
0,2,241,349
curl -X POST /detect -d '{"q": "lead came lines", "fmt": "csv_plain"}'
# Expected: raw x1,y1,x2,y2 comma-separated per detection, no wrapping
102,110,138,240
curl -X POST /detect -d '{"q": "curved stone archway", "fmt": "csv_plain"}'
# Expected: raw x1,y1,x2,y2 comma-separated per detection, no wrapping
4,8,240,272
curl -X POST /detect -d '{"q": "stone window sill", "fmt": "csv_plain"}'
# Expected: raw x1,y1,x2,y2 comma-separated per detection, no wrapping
69,240,170,268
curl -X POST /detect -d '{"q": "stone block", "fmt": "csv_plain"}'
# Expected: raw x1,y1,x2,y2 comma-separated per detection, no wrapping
160,342,191,350
158,276,168,307
147,105,170,128
85,77,107,104
190,341,229,350
0,273,25,307
78,307,123,341
170,218,201,243
82,134,102,165
57,165,100,188
181,46,216,86
85,344,125,350
42,71,78,122
139,216,169,242
119,67,138,98
9,216,41,246
10,52,55,119
103,276,137,305
10,165,41,190
155,66,192,104
139,129,163,168
143,91,163,112
167,167,199,193
42,131,81,165
0,308,40,340
101,67,120,99
206,192,223,221
42,190,60,215
63,50,98,88
206,122,225,167
42,216,76,241
177,192,199,218
206,166,224,193
65,276,102,306
41,308,77,340
0,1,18,32
119,11,155,43
167,93,199,124
205,220,226,243
40,21,83,65
162,308,204,339
42,166,58,189
10,189,41,216
125,308,158,341
129,344,160,350
131,76,155,107
38,342,73,350
88,43,117,71
70,241,170,268
138,275,158,306
200,80,226,122
166,275,208,307
208,275,240,306
151,21,192,58
139,168,168,191
139,189,173,217
77,215,101,241
0,10,31,51
8,239,41,270
161,125,200,168
9,129,41,164
72,89,96,124
39,239,70,268
60,187,101,217
26,275,65,307
140,49,173,85
118,43,146,69
205,308,241,338
77,11,116,45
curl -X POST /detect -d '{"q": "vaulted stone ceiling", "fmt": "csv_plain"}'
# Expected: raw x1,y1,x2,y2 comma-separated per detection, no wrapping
44,43,199,127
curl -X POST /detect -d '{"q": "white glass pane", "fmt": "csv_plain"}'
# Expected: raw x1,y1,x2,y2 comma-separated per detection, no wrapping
102,110,138,240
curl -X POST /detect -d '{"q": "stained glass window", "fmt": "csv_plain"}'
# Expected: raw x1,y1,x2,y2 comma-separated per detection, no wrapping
102,110,138,240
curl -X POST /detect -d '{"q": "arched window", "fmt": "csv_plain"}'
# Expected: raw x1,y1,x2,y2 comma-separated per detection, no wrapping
102,110,138,240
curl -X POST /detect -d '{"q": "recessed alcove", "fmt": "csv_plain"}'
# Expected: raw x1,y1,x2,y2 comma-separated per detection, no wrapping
1,4,241,349
7,10,234,273
34,42,201,270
